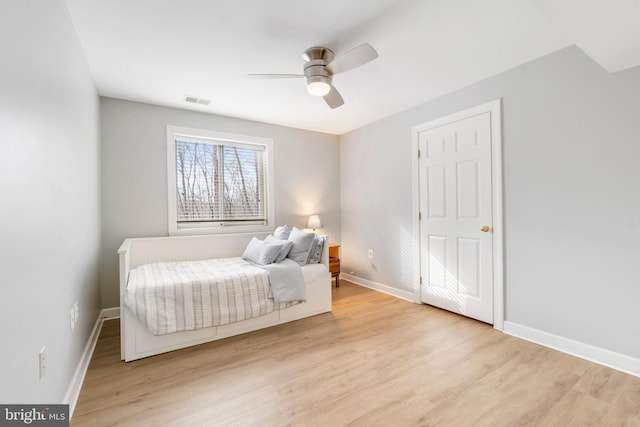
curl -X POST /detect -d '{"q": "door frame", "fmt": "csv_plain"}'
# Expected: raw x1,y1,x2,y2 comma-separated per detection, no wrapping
411,99,504,330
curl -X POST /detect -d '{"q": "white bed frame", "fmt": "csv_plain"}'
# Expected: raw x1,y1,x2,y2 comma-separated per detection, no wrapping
118,232,332,362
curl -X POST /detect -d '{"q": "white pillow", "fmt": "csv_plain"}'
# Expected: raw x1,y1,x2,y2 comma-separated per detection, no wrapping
241,237,281,266
273,224,291,240
286,227,316,265
265,235,293,263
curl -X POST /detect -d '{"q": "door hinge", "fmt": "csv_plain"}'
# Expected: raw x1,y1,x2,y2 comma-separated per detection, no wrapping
419,212,422,221
420,276,423,285
418,149,421,158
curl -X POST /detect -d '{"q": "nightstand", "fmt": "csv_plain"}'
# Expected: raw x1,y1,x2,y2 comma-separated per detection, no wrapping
328,244,341,287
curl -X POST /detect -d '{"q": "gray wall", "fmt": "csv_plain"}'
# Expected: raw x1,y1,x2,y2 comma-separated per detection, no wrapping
340,46,640,359
100,98,341,307
0,0,101,403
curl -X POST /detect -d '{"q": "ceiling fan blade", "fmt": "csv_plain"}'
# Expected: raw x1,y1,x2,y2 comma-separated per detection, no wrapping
326,43,378,75
247,73,304,79
323,86,344,109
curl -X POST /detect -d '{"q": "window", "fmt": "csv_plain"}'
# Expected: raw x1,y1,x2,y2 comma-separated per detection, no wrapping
167,126,274,234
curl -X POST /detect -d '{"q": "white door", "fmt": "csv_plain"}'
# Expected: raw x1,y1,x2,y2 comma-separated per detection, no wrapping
418,111,494,324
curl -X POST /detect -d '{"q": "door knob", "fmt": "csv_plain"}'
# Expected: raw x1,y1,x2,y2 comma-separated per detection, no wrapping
480,225,490,232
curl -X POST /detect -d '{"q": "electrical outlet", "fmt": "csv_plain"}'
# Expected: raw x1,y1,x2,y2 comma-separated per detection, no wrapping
74,301,79,323
368,249,374,260
39,347,46,379
70,308,75,331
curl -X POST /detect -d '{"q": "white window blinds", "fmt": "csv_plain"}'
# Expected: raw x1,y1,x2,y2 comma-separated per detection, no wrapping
175,137,266,226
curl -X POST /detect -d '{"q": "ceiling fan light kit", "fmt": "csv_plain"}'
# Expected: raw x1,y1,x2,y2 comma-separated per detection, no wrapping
249,43,378,109
307,77,331,96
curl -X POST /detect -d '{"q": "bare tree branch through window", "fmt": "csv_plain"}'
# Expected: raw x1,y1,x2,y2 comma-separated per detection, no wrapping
175,139,265,224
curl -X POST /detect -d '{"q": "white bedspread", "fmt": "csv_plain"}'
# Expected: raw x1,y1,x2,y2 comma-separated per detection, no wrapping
124,257,301,336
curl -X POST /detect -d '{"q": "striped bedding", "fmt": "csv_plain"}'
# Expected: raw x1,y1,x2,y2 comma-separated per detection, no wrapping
124,257,300,336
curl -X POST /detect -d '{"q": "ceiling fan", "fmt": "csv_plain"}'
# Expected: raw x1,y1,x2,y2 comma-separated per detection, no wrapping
248,43,378,109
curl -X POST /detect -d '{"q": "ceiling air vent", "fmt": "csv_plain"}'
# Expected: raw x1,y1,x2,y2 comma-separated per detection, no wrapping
184,96,211,105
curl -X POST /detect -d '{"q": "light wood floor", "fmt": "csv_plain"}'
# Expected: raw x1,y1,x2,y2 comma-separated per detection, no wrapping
72,281,640,426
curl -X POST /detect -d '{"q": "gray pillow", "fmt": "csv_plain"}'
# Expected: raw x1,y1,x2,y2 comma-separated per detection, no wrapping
265,235,293,263
273,224,291,240
286,227,316,265
241,237,281,265
305,235,326,264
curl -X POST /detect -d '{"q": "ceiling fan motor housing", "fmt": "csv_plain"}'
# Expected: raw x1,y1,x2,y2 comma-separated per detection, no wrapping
303,47,335,87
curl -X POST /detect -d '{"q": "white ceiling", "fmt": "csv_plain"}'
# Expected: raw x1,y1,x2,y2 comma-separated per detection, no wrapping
65,0,640,135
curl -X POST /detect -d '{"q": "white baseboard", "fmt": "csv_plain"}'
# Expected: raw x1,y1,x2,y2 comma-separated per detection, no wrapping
340,273,416,303
63,307,119,418
101,307,120,319
503,321,640,378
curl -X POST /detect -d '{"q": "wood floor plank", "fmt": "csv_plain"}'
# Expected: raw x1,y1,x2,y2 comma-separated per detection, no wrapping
72,281,640,426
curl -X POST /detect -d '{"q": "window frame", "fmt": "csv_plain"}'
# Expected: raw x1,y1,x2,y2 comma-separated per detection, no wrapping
166,125,275,236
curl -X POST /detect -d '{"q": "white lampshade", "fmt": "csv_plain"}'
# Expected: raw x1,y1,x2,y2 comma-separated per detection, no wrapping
307,215,322,231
